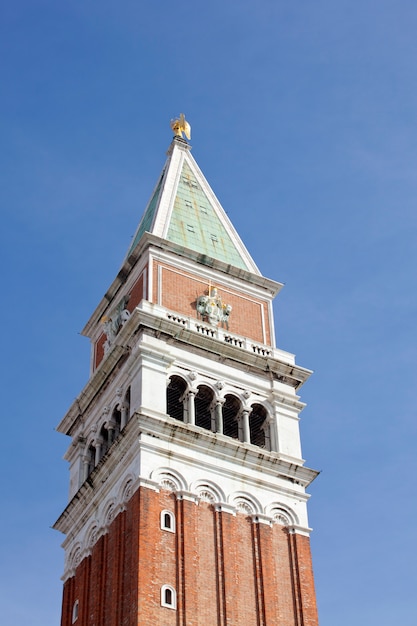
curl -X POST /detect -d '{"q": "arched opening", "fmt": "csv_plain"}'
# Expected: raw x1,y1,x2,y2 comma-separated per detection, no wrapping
99,424,109,458
250,403,269,449
86,444,95,476
167,376,187,421
161,585,176,609
72,599,79,623
195,385,214,431
124,387,131,425
112,406,122,440
161,510,175,532
222,394,240,440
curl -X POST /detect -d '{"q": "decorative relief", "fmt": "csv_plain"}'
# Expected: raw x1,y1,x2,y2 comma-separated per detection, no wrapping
101,295,131,355
196,286,232,329
267,504,298,527
122,480,133,503
235,499,255,514
199,490,216,503
105,503,115,525
273,512,290,526
87,524,98,548
160,478,177,492
70,546,82,571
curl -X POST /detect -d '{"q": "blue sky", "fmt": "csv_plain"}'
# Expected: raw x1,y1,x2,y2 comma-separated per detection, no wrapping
1,1,416,624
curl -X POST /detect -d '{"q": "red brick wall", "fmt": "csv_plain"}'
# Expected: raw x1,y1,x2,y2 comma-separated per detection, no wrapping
127,272,146,311
60,488,318,626
93,268,147,370
152,261,272,345
94,333,107,371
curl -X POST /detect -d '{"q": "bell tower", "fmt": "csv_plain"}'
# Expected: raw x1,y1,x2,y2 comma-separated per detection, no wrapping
54,118,319,626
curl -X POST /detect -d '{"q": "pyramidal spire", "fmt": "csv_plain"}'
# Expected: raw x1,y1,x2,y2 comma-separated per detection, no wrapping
127,116,260,274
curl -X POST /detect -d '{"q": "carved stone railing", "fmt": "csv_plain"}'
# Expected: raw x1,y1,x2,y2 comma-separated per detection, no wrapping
141,302,295,365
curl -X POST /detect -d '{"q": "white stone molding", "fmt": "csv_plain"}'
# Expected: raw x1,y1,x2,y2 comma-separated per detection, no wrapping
160,584,177,610
104,501,116,527
86,522,99,549
149,467,187,492
214,502,237,515
119,477,134,504
265,503,298,526
67,544,83,578
190,479,226,504
229,491,262,515
251,513,273,526
160,510,176,533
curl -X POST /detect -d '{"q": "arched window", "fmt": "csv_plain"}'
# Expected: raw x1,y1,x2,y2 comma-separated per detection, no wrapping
160,510,175,532
112,406,122,439
222,394,240,440
124,387,131,425
99,424,109,458
166,376,187,421
86,444,96,476
72,599,79,623
195,385,214,431
161,584,177,609
249,403,269,449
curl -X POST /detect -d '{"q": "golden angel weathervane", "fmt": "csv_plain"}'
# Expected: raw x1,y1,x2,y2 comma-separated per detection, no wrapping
170,113,191,140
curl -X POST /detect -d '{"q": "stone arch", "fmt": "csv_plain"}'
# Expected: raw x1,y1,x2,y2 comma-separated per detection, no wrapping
265,502,298,526
190,479,226,504
84,439,96,477
150,467,187,492
166,374,188,422
222,393,241,440
110,403,122,440
68,543,83,573
195,384,215,431
229,491,262,515
85,522,99,550
104,500,117,526
249,403,270,449
119,476,135,504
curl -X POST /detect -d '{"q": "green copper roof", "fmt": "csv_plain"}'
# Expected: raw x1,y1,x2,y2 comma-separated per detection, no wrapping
128,172,164,256
166,161,249,270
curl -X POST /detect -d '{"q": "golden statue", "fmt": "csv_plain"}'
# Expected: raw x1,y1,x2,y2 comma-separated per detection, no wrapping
170,113,191,140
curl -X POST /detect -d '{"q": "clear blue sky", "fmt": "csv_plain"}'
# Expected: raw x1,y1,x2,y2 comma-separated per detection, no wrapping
1,2,416,624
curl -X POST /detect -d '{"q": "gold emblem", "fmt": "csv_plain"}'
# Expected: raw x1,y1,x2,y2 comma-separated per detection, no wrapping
170,113,191,140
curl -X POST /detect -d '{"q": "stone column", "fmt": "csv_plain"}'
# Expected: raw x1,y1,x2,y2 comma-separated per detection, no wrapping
215,399,225,434
82,454,90,482
95,437,103,464
120,402,129,429
241,408,251,443
107,418,116,446
187,389,197,425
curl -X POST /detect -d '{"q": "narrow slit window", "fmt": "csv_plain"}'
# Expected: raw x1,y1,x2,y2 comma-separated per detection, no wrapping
72,599,79,623
161,510,175,532
187,224,195,233
161,585,177,609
